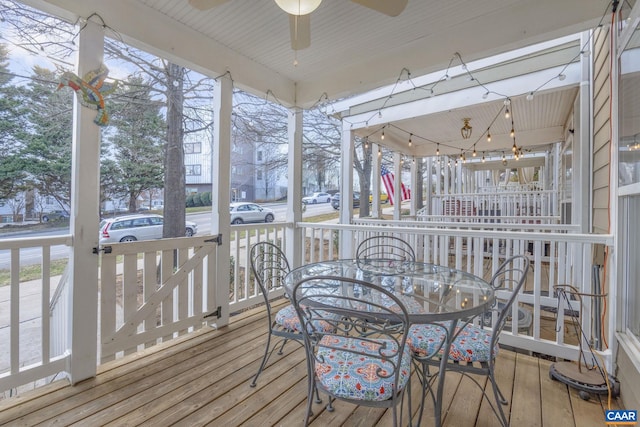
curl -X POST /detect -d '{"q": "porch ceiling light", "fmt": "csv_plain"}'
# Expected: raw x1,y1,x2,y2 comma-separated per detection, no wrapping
275,0,321,15
461,118,472,140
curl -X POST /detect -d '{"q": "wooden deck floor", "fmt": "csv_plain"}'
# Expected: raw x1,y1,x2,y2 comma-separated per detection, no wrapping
0,299,621,427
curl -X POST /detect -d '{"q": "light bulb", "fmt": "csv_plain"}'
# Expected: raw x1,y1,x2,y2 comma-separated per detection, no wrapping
558,73,566,81
481,154,486,163
378,111,382,118
487,131,491,142
482,91,489,99
505,107,510,119
445,74,451,81
408,134,412,147
436,144,440,156
526,92,534,101
381,130,385,140
510,128,515,138
275,0,322,15
512,142,517,152
472,147,477,157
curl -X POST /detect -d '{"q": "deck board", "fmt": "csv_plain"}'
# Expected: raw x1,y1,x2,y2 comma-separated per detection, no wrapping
0,300,622,427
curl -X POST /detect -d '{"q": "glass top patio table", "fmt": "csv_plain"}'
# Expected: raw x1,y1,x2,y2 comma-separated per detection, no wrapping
283,259,495,324
284,259,495,427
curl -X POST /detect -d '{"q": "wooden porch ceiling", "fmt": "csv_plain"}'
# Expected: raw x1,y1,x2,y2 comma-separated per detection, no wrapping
27,0,606,107
0,299,621,426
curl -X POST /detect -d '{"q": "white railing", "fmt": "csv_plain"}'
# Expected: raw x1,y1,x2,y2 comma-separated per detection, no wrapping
297,222,614,365
423,189,558,220
0,234,72,394
99,235,219,362
0,219,615,393
228,222,289,313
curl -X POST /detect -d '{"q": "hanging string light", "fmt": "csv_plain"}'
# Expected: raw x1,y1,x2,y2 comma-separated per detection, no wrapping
408,133,413,148
487,129,491,143
481,152,486,163
364,137,369,150
381,127,385,140
436,143,440,156
472,145,477,157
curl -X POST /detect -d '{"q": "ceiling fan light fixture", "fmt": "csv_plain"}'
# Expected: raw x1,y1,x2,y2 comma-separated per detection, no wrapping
275,0,322,15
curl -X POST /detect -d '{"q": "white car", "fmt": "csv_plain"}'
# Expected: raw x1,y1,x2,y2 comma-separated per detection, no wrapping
229,202,275,224
302,192,331,204
99,214,197,243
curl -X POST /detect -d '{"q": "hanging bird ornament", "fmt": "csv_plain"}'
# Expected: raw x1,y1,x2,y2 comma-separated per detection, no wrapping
57,64,117,126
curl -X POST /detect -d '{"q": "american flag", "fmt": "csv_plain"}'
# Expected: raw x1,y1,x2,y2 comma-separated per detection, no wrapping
381,165,410,205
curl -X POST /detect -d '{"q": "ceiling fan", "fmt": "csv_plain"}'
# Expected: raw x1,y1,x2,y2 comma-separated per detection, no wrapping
189,0,408,50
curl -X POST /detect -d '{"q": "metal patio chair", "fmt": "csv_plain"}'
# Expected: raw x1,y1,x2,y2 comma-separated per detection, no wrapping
248,242,303,387
292,275,413,427
356,235,416,263
407,254,530,427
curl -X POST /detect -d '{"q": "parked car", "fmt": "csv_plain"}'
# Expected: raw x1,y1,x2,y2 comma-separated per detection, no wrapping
229,202,275,224
302,192,331,204
369,193,389,203
331,192,360,210
41,210,70,222
99,214,197,243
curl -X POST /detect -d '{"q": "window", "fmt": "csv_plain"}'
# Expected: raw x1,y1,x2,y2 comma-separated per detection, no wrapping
619,18,640,345
257,170,263,180
257,151,263,162
184,142,202,154
186,165,202,176
619,28,640,186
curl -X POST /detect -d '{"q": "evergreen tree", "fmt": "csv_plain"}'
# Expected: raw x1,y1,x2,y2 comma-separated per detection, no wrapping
22,66,73,210
0,43,28,201
107,76,165,212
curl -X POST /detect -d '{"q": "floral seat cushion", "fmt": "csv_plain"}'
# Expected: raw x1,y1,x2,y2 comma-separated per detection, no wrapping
274,304,334,333
407,322,498,362
314,336,411,401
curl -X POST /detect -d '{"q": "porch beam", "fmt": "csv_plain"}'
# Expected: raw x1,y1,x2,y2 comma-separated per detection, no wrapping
67,18,103,384
346,63,581,132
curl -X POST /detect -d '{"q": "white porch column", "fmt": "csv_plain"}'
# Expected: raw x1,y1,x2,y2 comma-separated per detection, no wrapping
339,125,355,257
286,107,303,268
410,157,418,217
576,30,593,233
426,157,433,215
210,74,233,327
371,143,381,218
68,20,103,383
393,152,402,220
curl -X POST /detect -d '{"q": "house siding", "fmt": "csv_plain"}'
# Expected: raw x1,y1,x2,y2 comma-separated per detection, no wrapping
591,27,611,235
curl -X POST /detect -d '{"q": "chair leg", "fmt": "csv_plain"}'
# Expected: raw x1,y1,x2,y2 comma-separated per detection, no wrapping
276,337,289,355
249,332,273,387
489,374,509,427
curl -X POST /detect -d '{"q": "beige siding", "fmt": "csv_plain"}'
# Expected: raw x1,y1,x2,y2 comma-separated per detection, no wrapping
591,27,611,235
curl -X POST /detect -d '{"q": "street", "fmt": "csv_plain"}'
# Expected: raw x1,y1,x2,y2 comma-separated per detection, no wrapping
0,202,336,269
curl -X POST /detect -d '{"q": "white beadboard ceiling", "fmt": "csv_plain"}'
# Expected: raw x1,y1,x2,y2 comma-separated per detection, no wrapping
26,0,611,156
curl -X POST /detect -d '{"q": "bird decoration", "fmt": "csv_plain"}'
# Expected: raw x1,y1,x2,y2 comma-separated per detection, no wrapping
57,64,117,126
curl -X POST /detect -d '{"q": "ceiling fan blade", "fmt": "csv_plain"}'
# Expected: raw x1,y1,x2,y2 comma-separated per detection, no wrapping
289,14,311,50
350,0,408,17
188,0,231,10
